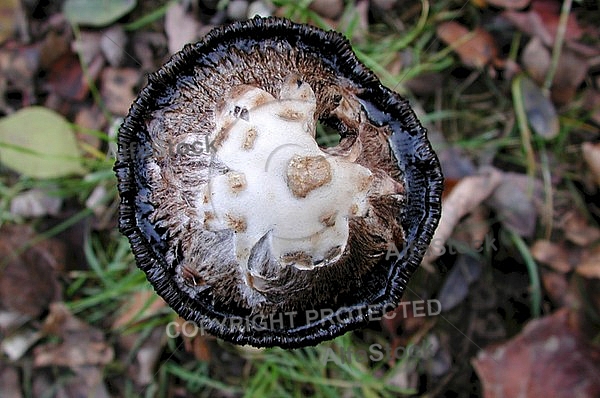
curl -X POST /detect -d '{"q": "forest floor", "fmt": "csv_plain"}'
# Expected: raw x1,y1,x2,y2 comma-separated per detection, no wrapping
1,0,600,397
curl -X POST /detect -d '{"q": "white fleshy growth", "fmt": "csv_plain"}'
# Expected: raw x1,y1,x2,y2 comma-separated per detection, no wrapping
200,76,372,275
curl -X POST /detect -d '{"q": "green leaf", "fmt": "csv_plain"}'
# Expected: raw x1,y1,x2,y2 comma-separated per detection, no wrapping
63,0,137,27
0,106,86,179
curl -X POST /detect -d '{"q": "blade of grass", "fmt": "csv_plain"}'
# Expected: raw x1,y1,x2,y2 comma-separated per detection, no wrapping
510,230,542,318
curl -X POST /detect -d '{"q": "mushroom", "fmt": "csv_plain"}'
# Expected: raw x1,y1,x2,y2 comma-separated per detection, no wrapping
114,17,443,348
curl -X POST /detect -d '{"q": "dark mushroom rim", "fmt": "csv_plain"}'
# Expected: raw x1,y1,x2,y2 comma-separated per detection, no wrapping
114,17,443,348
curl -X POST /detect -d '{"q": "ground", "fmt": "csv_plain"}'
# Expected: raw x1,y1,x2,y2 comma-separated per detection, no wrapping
1,0,600,397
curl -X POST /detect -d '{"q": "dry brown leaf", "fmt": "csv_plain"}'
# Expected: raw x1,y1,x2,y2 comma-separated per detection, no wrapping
436,22,499,69
520,76,559,139
10,188,62,218
576,246,600,279
424,167,503,263
39,28,70,70
72,30,103,67
165,2,200,54
582,142,600,188
487,172,541,238
502,2,583,48
452,205,490,249
521,36,550,84
173,316,214,362
561,210,600,246
550,48,590,104
0,44,39,112
46,52,91,101
112,290,166,329
531,239,573,273
101,67,139,115
473,308,600,398
74,106,106,155
541,269,570,307
437,255,483,311
34,303,114,368
34,341,114,368
100,25,127,67
0,225,64,318
309,0,344,19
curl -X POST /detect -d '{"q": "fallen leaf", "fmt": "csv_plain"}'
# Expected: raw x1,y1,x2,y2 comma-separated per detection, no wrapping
0,106,86,178
438,254,483,311
100,25,127,67
38,27,70,70
1,328,43,361
521,37,550,85
309,0,344,20
0,225,64,318
173,316,213,362
502,2,583,48
436,146,476,180
582,142,600,187
35,303,114,368
59,367,110,398
112,290,166,329
74,106,106,155
10,188,62,218
541,269,570,307
165,2,200,54
45,52,89,101
576,245,600,279
531,239,573,273
33,303,114,398
71,30,103,67
436,22,499,68
424,167,503,263
131,31,168,72
485,0,530,9
473,308,600,398
63,0,137,28
101,67,139,115
561,210,600,246
519,76,560,139
0,44,39,112
487,172,541,238
452,205,491,250
119,328,165,386
550,48,590,104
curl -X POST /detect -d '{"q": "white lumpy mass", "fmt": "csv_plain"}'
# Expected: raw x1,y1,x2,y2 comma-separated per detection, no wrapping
198,75,373,278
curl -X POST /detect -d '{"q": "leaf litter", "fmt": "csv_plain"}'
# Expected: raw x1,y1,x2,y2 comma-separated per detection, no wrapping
0,0,599,396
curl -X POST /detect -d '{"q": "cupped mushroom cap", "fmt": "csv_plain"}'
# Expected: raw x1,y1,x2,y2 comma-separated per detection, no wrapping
114,17,443,348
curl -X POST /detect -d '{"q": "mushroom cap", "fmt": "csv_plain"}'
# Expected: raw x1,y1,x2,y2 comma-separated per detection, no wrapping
114,17,443,348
